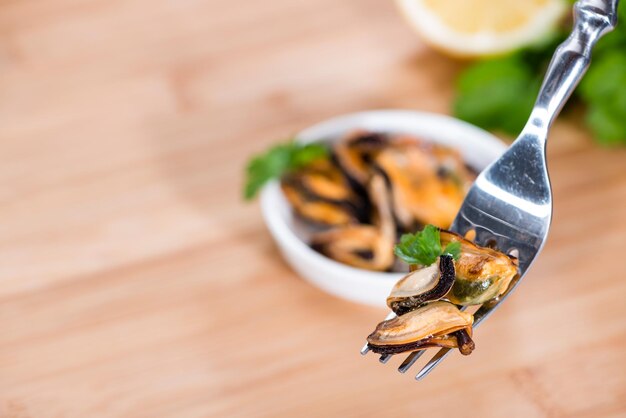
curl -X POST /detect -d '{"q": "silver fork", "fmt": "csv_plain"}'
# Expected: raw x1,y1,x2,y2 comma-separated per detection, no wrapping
361,0,619,380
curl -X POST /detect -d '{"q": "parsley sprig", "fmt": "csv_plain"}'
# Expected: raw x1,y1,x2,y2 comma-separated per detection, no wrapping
243,140,328,200
394,225,461,267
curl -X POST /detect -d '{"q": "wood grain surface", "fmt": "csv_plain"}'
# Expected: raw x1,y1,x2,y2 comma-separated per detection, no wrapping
1,0,625,417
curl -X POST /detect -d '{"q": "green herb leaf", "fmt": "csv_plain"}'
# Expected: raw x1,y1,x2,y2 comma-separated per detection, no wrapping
585,103,626,146
443,241,461,261
452,3,626,146
453,55,539,135
394,225,444,267
243,140,328,200
579,53,626,104
579,52,626,145
291,142,328,167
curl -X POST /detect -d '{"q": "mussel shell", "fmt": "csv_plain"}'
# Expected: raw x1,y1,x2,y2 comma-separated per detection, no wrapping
386,255,456,315
333,132,390,189
440,230,519,305
282,184,357,226
308,170,397,271
281,159,368,226
368,333,458,355
367,301,473,350
368,329,475,355
373,144,469,231
310,225,395,271
367,173,396,240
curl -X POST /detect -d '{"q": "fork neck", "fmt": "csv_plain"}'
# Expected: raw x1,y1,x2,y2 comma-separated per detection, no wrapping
520,0,618,142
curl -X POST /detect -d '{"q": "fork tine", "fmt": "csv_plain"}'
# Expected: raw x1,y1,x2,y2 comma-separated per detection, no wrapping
398,350,426,373
361,312,396,355
415,348,452,380
379,354,392,363
413,300,502,379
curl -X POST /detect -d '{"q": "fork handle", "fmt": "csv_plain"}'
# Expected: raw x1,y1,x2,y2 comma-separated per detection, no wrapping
528,0,619,133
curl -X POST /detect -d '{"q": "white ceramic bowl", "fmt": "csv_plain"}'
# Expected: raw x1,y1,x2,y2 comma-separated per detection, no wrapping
260,110,507,307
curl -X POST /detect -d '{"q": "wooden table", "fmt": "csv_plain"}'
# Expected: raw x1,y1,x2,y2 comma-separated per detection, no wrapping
1,1,625,417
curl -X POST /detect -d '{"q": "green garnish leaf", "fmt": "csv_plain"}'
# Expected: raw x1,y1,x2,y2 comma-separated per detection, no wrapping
394,226,441,266
243,140,328,200
394,225,456,267
291,142,328,167
585,103,626,146
443,241,461,260
579,52,626,145
394,225,462,267
579,53,626,105
453,55,539,135
453,6,626,146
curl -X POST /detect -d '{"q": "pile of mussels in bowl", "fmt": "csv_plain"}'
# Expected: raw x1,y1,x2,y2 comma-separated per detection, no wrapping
245,111,521,357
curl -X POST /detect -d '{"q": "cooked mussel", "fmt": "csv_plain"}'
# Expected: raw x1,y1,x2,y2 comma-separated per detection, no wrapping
374,142,471,231
310,173,396,271
281,159,367,226
367,301,475,355
333,132,391,189
310,225,395,271
440,230,519,306
386,255,455,315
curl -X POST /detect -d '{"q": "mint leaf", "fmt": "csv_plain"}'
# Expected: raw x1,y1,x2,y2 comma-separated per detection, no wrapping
243,140,328,200
454,56,539,135
394,225,443,267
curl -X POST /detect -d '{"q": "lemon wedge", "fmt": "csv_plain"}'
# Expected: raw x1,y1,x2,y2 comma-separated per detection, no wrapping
395,0,568,57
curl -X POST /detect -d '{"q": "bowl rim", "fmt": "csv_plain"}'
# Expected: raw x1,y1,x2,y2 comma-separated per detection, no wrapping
260,109,507,286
